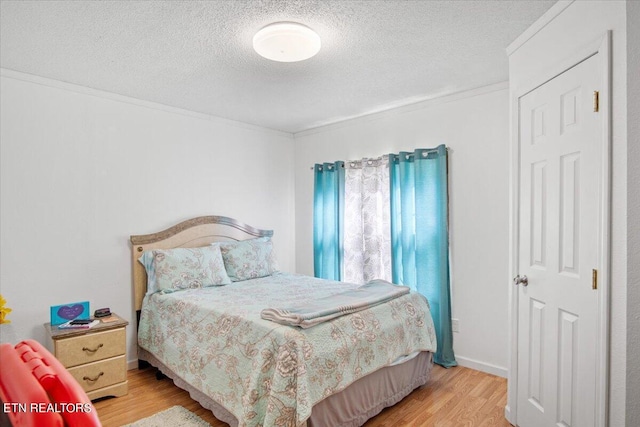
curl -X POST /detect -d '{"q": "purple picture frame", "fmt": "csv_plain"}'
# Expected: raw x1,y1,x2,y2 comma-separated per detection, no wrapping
50,301,90,325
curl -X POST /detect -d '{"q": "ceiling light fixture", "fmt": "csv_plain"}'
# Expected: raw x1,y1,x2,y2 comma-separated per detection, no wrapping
253,22,321,62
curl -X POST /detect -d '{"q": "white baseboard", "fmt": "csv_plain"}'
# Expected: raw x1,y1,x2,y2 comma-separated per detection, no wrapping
504,405,515,425
127,359,139,370
455,355,508,378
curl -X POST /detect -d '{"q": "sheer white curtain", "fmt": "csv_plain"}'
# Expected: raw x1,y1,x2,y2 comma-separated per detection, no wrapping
343,156,392,284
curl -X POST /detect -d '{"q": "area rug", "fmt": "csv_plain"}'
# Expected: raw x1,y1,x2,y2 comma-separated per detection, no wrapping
123,405,210,427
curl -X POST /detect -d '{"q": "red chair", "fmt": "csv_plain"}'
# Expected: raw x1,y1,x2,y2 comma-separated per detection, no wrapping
0,339,101,427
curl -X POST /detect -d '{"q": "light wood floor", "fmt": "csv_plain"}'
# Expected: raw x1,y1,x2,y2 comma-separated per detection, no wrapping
93,365,511,427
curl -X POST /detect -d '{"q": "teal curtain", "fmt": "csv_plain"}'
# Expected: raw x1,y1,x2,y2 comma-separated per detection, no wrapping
389,145,457,367
313,161,345,280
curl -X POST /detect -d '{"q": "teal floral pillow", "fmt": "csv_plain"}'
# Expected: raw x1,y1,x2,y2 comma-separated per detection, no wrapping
139,246,231,294
217,237,277,281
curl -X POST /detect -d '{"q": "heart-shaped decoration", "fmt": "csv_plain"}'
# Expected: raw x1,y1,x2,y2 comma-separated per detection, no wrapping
57,304,85,320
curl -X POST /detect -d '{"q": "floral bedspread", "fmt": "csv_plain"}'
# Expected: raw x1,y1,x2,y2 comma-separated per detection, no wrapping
138,272,437,427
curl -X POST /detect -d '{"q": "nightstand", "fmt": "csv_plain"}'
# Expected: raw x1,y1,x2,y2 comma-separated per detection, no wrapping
44,314,129,400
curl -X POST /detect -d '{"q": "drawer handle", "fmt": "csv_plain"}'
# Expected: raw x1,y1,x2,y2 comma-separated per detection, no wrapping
82,343,104,353
82,372,104,383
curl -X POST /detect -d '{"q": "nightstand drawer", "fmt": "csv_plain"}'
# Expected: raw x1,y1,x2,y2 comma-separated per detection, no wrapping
67,355,127,393
55,328,125,368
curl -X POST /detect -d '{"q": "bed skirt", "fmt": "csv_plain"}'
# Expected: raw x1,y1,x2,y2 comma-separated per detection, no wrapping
138,348,432,427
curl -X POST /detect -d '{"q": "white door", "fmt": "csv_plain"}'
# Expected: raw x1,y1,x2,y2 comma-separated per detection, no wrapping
516,53,602,427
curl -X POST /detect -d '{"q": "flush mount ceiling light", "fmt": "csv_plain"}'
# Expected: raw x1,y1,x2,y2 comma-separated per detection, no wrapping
253,22,321,62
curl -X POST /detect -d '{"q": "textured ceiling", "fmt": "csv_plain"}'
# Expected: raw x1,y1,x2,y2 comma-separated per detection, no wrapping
0,0,554,133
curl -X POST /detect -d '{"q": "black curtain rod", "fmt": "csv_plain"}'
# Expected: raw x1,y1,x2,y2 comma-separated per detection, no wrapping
310,147,449,170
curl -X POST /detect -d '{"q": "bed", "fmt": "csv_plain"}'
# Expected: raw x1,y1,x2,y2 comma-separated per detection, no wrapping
131,216,437,427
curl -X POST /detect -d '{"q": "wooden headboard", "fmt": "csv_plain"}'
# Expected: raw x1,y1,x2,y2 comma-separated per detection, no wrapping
129,216,273,312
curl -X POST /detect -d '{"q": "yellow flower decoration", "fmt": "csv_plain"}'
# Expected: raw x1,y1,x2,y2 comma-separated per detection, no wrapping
0,294,12,324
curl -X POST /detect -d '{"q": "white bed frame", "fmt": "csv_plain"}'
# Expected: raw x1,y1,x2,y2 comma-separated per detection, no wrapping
131,215,272,313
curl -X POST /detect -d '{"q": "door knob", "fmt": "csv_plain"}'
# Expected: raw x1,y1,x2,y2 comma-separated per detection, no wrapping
514,275,529,286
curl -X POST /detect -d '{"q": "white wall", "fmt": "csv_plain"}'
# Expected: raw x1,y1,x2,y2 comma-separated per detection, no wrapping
0,72,295,364
294,83,511,376
507,1,627,425
626,1,640,425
